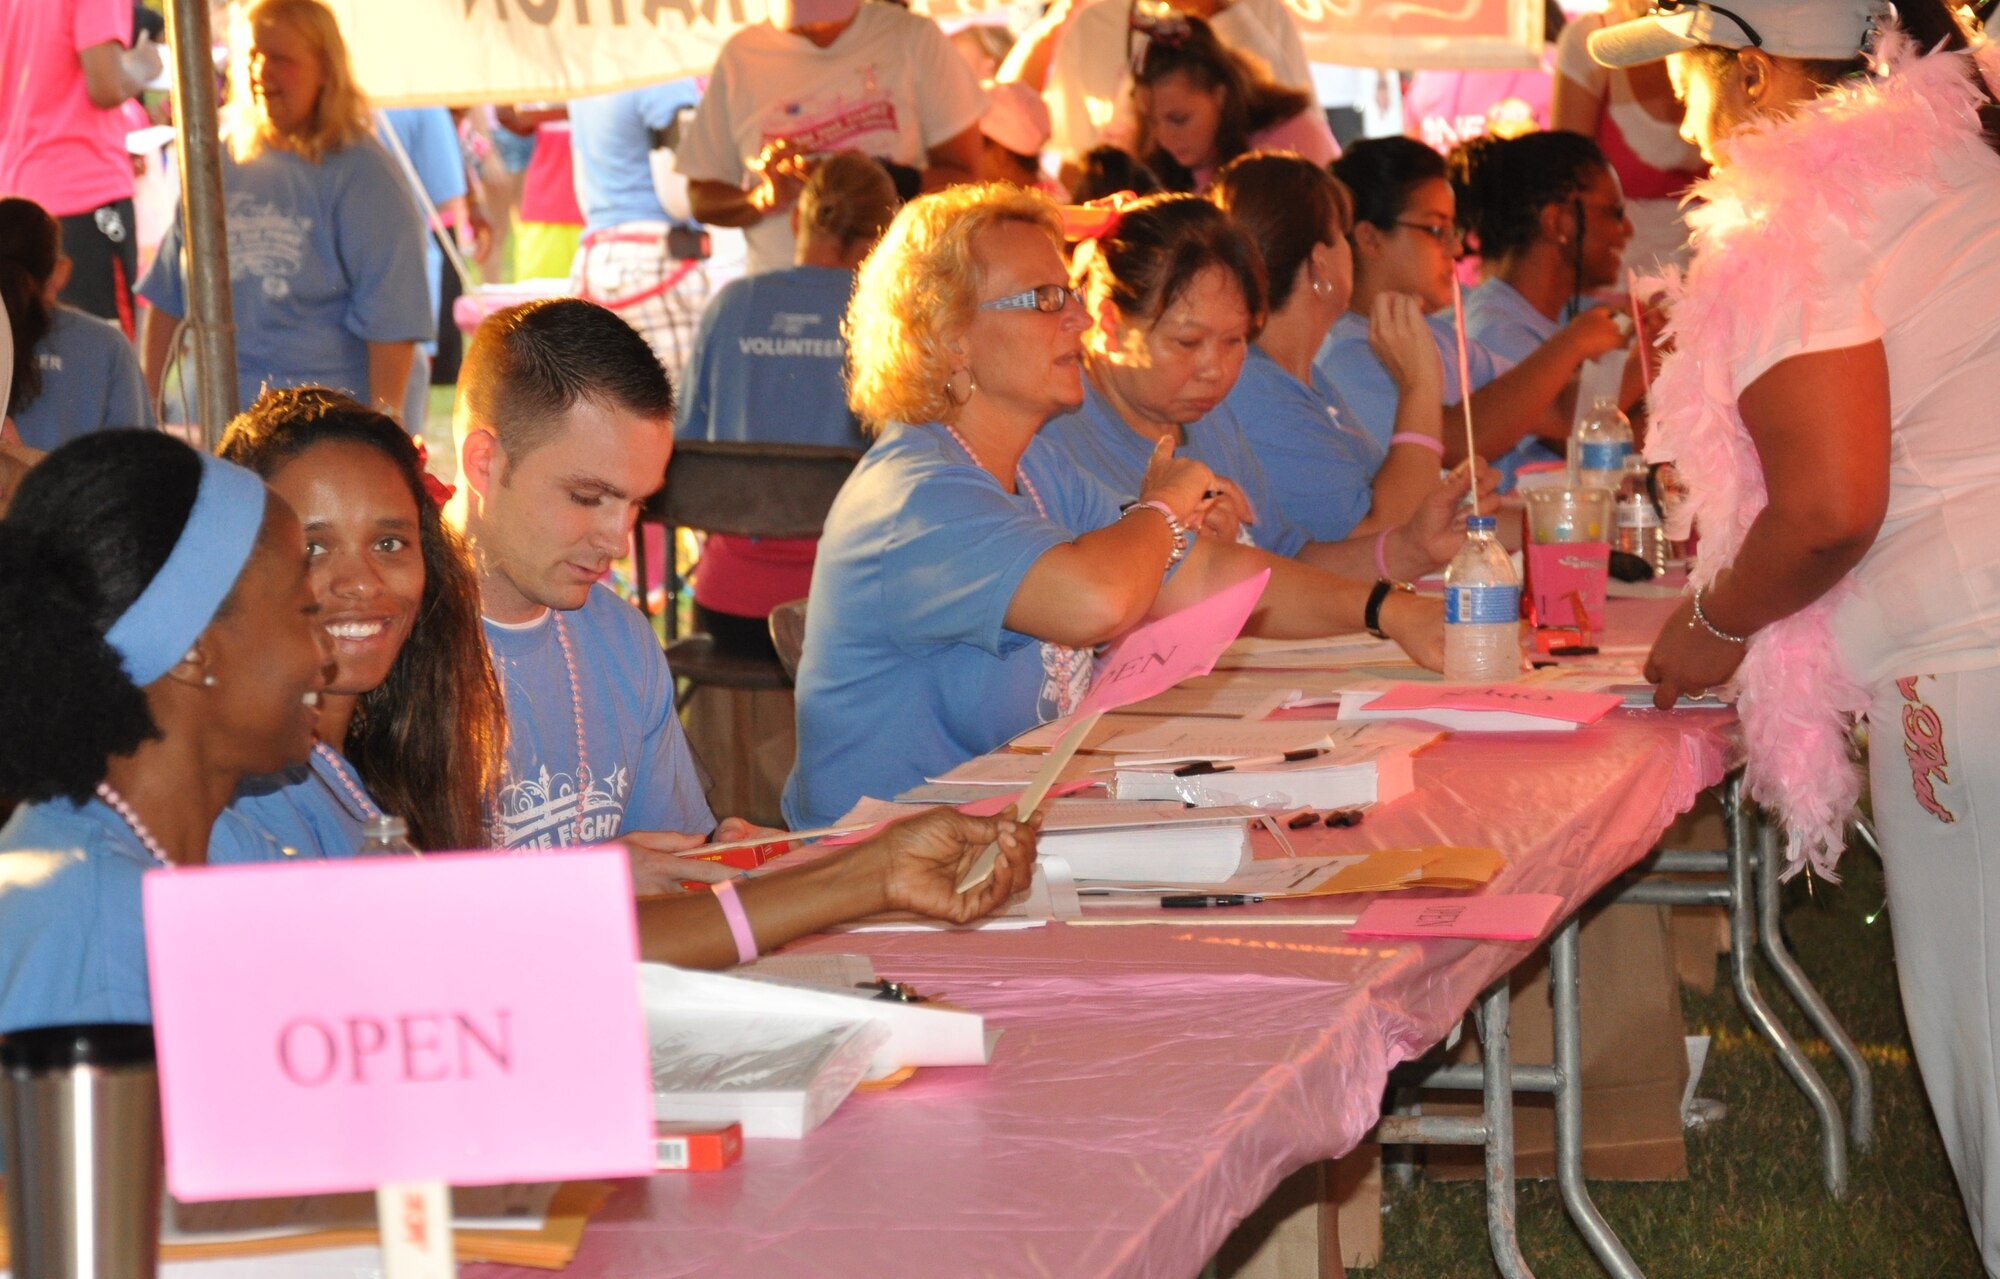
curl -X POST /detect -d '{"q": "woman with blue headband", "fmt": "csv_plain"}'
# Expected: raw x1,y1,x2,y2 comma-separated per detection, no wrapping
0,430,329,1034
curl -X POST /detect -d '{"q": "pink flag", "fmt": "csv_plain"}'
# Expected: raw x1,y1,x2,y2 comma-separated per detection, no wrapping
1078,569,1270,715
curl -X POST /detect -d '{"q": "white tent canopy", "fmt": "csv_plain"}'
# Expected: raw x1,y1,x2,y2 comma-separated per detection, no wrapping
326,0,1539,108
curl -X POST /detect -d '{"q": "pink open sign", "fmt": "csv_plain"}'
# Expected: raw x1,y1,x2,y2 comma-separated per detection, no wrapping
143,848,657,1201
1078,568,1269,716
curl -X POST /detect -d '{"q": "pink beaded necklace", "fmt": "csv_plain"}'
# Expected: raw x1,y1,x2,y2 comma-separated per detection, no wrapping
95,781,172,865
491,610,591,846
313,741,382,821
934,422,1087,716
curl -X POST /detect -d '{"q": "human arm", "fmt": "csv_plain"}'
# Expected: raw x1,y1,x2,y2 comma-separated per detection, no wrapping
139,304,180,404
79,35,160,109
996,0,1075,91
1549,15,1609,136
1448,308,1627,465
1003,436,1216,645
1298,460,1492,580
633,807,1039,968
1644,343,1890,707
1352,291,1447,531
686,138,809,229
367,342,417,419
1162,535,1447,669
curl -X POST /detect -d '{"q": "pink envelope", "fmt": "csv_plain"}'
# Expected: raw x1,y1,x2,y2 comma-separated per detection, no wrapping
1346,893,1565,941
1364,682,1621,725
143,849,657,1201
1078,569,1270,715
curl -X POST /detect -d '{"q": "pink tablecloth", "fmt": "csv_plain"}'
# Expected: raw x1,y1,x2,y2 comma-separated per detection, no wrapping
475,596,1733,1279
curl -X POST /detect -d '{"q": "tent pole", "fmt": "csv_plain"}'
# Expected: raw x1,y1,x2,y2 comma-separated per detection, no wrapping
165,0,239,449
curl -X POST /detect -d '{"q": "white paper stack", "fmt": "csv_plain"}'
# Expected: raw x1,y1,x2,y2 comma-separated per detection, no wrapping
647,1012,885,1139
1111,724,1430,809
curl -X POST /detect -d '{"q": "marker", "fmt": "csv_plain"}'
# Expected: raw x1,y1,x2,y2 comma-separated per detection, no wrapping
1173,747,1328,776
1160,894,1262,908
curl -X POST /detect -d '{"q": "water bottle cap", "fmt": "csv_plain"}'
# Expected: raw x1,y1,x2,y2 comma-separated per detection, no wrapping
0,1023,156,1072
362,815,409,838
1466,515,1497,532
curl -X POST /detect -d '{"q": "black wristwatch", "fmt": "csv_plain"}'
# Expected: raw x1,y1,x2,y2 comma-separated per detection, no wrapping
1364,579,1415,639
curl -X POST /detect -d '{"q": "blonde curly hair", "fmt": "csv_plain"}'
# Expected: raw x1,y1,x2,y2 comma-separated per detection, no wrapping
844,183,1064,433
226,0,375,164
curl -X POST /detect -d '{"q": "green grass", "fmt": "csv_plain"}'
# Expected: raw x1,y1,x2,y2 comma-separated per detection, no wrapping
1371,847,1983,1277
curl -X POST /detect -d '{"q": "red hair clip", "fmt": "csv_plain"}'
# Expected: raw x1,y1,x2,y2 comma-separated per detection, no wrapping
411,438,457,507
1060,192,1141,244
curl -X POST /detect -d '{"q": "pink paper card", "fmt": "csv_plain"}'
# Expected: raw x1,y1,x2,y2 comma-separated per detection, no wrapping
143,849,656,1201
1364,682,1621,725
1346,894,1565,941
1525,542,1609,629
1078,569,1270,715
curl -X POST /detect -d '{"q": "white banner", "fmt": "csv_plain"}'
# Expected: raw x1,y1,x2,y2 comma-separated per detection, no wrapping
327,0,1538,107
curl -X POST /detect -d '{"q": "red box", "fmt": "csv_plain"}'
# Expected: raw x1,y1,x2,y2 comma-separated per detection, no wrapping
654,1122,743,1172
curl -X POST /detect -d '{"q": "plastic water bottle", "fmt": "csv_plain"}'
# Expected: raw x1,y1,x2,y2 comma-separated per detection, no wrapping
1570,396,1633,492
357,815,419,857
1615,456,1666,574
1444,514,1521,682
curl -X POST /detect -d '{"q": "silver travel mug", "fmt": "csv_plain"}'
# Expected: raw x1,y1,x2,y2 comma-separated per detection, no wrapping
0,1024,162,1279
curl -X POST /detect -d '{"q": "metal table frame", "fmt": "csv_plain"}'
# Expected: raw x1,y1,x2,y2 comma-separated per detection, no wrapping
1374,773,1874,1276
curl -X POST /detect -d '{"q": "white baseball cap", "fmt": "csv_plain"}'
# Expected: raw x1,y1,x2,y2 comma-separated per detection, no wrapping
1588,0,1880,67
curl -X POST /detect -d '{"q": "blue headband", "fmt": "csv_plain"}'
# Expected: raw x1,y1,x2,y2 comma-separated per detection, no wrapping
102,453,269,687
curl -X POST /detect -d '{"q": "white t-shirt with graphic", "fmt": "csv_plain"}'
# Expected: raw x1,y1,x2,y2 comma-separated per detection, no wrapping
485,585,715,849
676,4,986,275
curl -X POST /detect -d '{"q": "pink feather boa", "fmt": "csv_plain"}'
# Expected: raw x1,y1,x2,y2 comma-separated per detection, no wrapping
1643,28,2000,880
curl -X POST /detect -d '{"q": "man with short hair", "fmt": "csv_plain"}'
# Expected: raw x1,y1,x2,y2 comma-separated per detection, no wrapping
448,296,719,850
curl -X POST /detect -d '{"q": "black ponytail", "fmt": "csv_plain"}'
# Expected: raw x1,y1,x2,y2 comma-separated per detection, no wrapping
0,198,61,414
0,432,205,804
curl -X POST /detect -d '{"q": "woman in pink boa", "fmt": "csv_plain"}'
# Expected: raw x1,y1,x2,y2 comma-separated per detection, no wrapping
1592,0,2000,1266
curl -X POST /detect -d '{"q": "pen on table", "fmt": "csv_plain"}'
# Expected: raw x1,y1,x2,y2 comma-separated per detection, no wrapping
1174,748,1328,777
1160,894,1262,908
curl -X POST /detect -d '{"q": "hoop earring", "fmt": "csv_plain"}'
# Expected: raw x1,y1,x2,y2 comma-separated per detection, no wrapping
944,368,976,407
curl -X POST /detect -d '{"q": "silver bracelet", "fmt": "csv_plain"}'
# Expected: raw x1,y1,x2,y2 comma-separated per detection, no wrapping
1690,586,1747,645
1122,499,1190,567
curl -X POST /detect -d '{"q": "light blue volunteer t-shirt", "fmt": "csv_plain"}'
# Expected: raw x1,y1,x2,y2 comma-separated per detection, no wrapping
1462,277,1566,489
139,139,434,419
485,584,715,848
1312,310,1511,453
569,81,703,234
377,106,467,398
9,305,154,451
675,265,866,448
1036,379,1308,557
231,744,374,860
0,800,292,1035
783,423,1131,829
1225,344,1383,544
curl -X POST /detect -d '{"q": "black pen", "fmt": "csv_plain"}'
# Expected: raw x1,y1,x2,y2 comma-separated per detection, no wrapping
1160,894,1261,908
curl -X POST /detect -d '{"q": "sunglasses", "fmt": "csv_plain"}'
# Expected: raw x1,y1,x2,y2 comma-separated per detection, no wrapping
980,284,1084,314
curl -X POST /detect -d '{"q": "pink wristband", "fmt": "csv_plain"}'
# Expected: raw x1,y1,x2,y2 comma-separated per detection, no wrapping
1389,432,1446,456
711,878,759,964
1374,529,1394,581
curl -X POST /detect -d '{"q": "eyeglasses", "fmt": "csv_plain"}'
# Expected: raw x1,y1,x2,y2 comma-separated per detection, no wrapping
1652,0,1763,48
980,284,1083,314
1393,220,1461,245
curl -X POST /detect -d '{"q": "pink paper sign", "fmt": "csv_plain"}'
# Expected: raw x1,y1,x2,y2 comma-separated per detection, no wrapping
143,849,657,1201
1078,569,1270,715
1346,893,1565,941
1364,682,1621,725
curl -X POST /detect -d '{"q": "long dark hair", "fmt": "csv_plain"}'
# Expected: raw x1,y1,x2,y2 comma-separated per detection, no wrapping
0,432,205,804
219,388,507,851
1132,14,1314,192
1448,130,1608,261
0,198,61,414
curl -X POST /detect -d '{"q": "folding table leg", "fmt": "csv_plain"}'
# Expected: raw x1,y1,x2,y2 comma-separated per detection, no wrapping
1755,815,1875,1154
1725,783,1850,1198
1476,980,1536,1279
1550,918,1645,1279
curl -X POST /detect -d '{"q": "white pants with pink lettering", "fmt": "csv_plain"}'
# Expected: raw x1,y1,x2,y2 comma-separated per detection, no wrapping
1870,665,2000,1276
